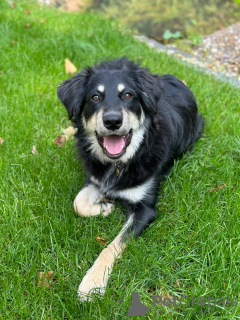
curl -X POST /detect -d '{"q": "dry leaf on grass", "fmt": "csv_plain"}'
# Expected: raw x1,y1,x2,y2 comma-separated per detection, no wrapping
63,126,77,139
54,126,77,146
25,23,31,28
31,145,38,155
9,2,15,8
210,183,226,193
96,236,107,245
54,136,66,147
24,9,30,14
11,40,17,45
176,279,182,287
65,58,77,74
38,271,55,289
0,137,4,145
40,19,46,24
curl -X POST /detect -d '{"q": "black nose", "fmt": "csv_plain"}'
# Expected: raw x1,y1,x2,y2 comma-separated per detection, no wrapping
102,112,123,131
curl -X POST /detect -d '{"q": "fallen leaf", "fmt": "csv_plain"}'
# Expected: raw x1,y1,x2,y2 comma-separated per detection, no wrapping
32,145,38,155
54,136,66,147
96,236,107,245
176,279,182,287
0,137,4,145
11,40,17,45
9,2,15,8
65,58,77,74
40,19,46,24
210,183,226,193
25,23,31,28
38,271,54,289
63,126,77,139
24,9,30,14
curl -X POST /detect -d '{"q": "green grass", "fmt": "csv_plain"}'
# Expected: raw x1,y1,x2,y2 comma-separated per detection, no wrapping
0,1,240,319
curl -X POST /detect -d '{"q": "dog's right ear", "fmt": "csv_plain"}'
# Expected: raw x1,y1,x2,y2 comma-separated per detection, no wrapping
57,68,92,120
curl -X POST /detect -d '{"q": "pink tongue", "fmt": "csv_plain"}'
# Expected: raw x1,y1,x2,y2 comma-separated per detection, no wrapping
103,135,125,155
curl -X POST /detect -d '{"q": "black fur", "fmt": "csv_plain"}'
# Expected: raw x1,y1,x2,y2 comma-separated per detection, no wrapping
57,57,204,239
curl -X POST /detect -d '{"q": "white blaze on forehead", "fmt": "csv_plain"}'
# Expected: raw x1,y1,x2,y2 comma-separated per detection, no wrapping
98,85,105,93
118,83,125,92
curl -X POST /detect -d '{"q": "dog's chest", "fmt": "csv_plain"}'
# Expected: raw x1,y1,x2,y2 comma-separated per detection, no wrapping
90,161,126,193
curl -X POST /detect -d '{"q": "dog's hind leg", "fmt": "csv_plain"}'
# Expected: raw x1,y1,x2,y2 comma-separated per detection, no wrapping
78,214,134,301
74,183,114,217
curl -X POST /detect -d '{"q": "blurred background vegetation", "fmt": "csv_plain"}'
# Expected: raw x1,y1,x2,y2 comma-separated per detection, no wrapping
82,0,240,41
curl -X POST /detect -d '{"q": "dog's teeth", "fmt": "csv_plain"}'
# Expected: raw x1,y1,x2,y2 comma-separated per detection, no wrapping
123,136,125,138
122,145,124,150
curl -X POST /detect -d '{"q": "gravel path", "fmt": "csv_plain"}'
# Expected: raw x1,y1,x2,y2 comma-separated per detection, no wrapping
135,22,240,88
196,22,240,81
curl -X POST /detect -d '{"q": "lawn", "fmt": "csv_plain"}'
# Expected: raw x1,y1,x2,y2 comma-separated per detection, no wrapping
0,1,240,319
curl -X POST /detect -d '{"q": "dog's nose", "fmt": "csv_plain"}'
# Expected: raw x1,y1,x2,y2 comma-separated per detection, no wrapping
102,112,123,131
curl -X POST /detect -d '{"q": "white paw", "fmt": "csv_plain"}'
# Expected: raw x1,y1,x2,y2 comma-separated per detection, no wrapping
73,185,114,217
78,264,108,302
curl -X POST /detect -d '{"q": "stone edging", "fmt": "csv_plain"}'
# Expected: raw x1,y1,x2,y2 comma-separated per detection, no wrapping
135,35,240,88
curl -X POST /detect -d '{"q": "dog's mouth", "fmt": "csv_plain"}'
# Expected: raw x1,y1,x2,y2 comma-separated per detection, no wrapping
96,129,133,159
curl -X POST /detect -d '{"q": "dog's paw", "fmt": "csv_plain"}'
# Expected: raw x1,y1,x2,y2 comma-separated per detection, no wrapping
73,186,115,217
77,265,107,302
99,199,115,217
74,199,101,217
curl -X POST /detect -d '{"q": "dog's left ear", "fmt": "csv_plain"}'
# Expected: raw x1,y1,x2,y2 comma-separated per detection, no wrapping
136,69,164,117
57,68,92,120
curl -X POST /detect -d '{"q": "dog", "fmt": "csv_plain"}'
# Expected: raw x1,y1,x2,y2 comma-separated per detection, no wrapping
57,57,204,301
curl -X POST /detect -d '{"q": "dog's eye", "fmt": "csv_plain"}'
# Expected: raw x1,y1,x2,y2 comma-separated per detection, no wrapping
92,95,100,101
124,93,132,99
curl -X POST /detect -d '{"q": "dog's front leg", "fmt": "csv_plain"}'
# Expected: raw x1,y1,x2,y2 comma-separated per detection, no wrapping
123,201,158,239
78,214,134,301
78,201,158,301
74,181,114,217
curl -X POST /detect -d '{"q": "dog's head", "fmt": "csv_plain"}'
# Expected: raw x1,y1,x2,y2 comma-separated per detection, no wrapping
57,58,163,163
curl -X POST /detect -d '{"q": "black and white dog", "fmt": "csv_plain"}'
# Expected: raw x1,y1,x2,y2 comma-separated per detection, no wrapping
57,57,204,301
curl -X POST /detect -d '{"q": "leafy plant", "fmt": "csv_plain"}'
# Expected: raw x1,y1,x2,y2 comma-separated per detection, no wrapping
188,34,202,46
163,29,181,40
